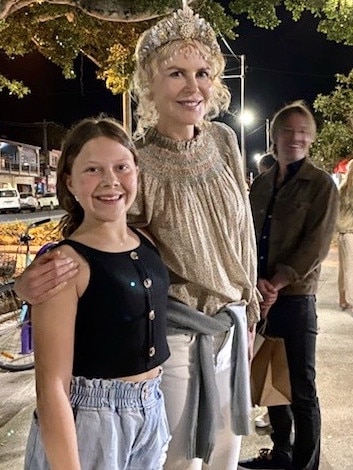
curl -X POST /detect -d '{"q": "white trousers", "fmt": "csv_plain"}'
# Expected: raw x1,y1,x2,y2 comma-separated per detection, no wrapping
338,233,353,305
161,328,242,470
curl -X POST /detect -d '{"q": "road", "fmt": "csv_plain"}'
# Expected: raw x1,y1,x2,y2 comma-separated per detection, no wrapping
0,209,65,224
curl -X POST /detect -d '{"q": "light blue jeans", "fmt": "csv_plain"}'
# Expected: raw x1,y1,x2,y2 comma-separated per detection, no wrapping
25,373,170,470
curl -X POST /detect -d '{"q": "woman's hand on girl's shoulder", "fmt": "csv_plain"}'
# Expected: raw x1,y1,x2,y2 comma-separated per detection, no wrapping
14,248,79,305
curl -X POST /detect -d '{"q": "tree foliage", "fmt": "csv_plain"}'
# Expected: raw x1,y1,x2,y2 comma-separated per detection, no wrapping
1,0,353,172
0,0,236,97
311,71,353,172
0,73,29,97
2,0,353,98
229,0,353,45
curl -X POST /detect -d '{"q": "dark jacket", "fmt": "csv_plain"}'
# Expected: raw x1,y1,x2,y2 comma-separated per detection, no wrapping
250,158,339,295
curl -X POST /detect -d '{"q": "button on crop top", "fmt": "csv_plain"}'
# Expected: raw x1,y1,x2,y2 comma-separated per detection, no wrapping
57,228,170,379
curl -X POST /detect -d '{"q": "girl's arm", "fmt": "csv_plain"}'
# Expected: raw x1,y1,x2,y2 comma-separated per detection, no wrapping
32,265,81,470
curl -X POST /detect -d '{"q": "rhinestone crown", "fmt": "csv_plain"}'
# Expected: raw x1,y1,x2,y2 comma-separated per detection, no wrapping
136,5,221,64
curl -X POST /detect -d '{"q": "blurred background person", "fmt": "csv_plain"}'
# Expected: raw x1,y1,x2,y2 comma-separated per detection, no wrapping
337,159,353,311
257,153,276,175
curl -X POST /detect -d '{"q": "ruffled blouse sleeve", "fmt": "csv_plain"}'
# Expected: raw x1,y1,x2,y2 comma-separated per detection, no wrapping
215,122,261,325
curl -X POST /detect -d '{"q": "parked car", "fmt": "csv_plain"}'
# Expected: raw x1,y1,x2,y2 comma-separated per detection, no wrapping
19,192,38,212
37,192,59,210
0,188,21,214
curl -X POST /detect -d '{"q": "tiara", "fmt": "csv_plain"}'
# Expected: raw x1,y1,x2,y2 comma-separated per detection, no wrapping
136,5,221,64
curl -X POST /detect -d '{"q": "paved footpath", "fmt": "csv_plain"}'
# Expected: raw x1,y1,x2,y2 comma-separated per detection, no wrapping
0,246,352,469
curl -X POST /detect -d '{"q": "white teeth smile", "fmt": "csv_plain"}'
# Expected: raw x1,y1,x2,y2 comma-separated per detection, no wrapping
97,195,122,201
179,101,201,108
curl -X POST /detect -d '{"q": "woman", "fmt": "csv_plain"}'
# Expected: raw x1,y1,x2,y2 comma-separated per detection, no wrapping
337,159,353,311
24,117,171,470
16,6,260,470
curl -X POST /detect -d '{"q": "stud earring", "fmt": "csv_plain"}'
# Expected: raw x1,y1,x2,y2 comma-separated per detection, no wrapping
74,195,79,201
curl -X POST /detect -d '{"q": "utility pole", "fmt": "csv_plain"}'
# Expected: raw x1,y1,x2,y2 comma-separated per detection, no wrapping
122,92,132,135
222,47,247,175
265,118,270,152
42,119,50,192
239,54,246,174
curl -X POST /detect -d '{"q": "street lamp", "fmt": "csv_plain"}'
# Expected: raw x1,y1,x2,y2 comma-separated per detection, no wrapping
239,110,255,127
237,109,255,173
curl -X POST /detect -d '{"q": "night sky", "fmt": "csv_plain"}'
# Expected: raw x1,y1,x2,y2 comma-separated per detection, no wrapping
224,8,353,164
0,6,353,170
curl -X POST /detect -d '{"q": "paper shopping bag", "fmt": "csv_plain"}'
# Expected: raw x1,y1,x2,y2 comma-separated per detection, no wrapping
253,322,266,356
251,335,292,407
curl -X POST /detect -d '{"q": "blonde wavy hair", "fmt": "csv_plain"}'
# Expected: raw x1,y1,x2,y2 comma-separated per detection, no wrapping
132,39,231,139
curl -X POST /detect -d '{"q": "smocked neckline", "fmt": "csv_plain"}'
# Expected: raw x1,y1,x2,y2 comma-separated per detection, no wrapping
146,127,204,153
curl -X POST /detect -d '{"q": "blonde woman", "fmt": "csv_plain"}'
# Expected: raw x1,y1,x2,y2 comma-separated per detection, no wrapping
15,6,260,469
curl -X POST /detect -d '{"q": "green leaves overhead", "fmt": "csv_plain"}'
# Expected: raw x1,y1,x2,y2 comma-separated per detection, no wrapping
0,74,30,97
2,0,353,98
1,0,353,172
0,3,150,95
229,0,282,29
0,0,235,96
311,71,353,171
229,0,353,44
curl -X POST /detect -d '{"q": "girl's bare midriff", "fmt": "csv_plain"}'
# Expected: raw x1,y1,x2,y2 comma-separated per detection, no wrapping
117,365,160,383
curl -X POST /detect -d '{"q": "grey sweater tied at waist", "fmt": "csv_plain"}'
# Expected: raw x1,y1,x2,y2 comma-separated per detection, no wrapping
166,299,252,465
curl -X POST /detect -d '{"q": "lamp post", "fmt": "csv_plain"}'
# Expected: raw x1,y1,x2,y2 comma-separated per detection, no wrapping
265,118,270,152
239,54,246,170
123,92,132,134
221,43,247,174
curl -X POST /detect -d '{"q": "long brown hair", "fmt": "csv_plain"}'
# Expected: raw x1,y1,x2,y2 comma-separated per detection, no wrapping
57,116,138,238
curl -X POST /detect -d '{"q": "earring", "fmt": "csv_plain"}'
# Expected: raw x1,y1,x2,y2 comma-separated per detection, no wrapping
74,195,79,201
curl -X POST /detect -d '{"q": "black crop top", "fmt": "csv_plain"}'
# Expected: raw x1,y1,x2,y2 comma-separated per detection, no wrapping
58,228,170,379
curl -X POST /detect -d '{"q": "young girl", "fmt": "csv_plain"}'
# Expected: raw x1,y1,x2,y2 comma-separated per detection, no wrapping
24,117,170,470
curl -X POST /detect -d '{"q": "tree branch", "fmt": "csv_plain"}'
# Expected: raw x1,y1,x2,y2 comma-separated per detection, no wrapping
0,0,175,22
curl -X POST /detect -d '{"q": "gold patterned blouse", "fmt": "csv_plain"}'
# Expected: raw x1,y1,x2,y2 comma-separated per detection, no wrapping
129,121,260,326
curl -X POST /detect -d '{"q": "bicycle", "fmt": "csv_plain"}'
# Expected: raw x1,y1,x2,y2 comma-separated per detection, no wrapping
0,218,52,371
